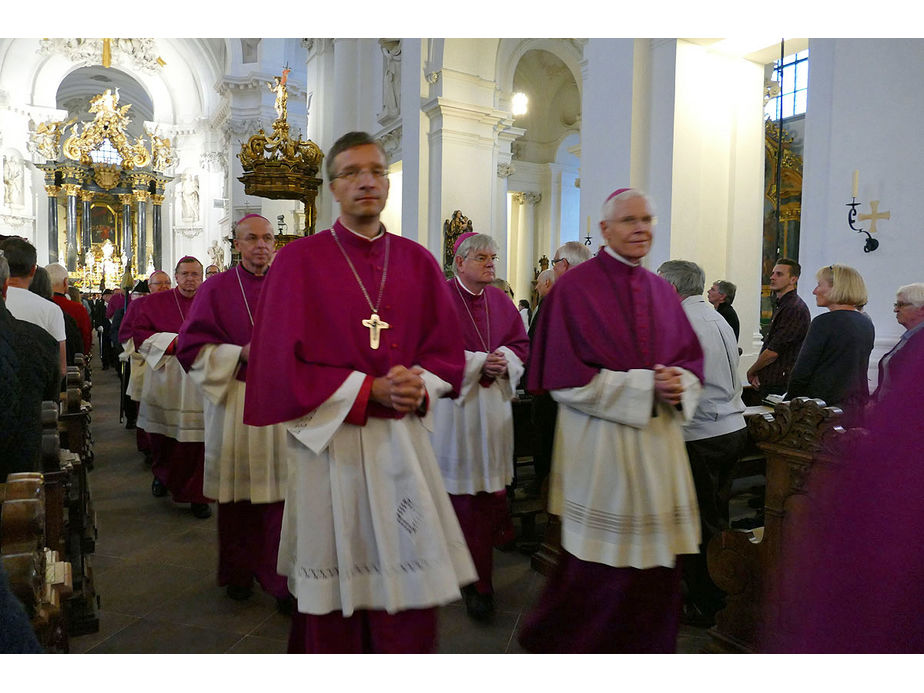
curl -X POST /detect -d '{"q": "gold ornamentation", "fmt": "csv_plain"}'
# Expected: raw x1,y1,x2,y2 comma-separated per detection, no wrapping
238,69,324,236
150,132,174,173
44,185,60,197
151,194,165,206
62,89,152,170
133,190,150,203
29,117,76,160
94,164,122,190
79,189,96,203
117,193,134,207
62,183,82,197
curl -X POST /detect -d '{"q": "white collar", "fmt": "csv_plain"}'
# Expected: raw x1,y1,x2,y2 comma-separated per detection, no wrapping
340,219,384,242
603,245,641,266
455,276,485,296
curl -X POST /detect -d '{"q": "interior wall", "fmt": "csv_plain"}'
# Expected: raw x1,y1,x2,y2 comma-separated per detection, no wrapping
799,38,924,386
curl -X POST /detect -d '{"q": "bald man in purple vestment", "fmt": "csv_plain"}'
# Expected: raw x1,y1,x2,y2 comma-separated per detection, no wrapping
243,131,475,654
430,231,530,623
127,256,211,519
518,188,705,653
176,215,291,610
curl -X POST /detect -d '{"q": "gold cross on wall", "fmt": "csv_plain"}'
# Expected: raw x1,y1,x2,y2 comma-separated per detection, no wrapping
857,200,891,234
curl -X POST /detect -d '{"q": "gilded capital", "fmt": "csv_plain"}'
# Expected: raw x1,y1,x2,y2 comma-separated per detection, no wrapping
79,189,96,203
44,185,60,196
118,193,134,207
151,194,165,206
133,190,151,203
62,183,82,197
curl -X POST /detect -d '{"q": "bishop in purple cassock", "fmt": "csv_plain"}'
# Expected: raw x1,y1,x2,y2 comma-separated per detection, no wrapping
242,131,475,653
517,188,705,653
126,257,211,518
176,215,289,607
430,231,529,622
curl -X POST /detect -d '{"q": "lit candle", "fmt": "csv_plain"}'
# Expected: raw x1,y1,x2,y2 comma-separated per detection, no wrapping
852,170,859,199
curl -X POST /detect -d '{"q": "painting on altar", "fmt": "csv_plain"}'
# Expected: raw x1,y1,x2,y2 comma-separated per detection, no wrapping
90,203,117,246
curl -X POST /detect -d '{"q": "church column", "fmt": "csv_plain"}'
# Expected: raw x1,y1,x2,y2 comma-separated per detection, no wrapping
151,193,164,271
79,189,94,261
62,183,81,272
515,193,540,302
118,193,133,270
134,189,149,274
547,164,563,255
45,184,60,264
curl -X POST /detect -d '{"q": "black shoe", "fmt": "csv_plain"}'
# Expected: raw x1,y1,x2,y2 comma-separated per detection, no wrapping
681,602,717,628
151,478,168,497
142,451,153,467
462,585,494,623
276,594,297,615
226,584,253,601
126,418,137,430
191,503,212,519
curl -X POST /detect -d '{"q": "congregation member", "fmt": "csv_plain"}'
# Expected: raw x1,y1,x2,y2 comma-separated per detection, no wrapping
176,215,290,611
872,282,924,403
94,289,115,370
243,131,475,653
746,258,810,399
658,259,748,628
707,279,740,341
0,252,59,481
47,263,93,358
517,298,531,329
764,334,924,653
431,231,529,622
29,266,82,370
518,188,704,653
126,257,211,519
785,264,874,426
550,240,592,280
0,237,66,377
205,264,220,279
528,249,588,498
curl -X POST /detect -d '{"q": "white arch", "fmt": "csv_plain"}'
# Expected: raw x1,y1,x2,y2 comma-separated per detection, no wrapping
495,38,584,108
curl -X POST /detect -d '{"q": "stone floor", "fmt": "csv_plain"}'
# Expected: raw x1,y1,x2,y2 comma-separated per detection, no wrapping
67,350,714,654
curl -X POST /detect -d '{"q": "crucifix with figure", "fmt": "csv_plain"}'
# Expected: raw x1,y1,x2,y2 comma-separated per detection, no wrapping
362,312,390,350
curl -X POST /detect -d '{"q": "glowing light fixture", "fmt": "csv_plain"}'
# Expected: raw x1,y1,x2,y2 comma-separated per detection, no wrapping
512,92,528,116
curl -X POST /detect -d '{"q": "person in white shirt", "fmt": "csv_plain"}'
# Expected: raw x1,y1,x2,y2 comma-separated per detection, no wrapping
0,237,66,377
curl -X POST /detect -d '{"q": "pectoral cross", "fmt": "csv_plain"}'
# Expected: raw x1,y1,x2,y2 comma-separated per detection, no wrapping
362,312,390,350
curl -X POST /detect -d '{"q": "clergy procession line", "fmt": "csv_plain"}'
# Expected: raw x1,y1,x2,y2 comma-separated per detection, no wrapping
5,129,924,654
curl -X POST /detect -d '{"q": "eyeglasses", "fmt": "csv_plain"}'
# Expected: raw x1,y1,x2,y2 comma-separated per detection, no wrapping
467,254,497,264
333,168,388,182
894,301,912,308
604,215,655,226
551,257,566,265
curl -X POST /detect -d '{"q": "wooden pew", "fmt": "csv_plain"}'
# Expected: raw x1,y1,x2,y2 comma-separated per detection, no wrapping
1,474,73,652
706,397,850,653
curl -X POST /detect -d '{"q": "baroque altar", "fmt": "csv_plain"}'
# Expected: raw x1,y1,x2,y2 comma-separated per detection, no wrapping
31,88,174,290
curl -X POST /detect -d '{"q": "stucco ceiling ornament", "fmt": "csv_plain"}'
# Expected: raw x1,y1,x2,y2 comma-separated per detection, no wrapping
39,38,164,73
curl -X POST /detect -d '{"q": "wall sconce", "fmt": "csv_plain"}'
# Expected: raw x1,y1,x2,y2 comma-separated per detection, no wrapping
846,170,882,253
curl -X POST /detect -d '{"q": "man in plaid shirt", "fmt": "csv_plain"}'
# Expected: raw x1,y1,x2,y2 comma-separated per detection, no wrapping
747,258,810,399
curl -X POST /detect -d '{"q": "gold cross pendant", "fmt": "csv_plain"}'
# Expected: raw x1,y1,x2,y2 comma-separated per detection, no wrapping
362,312,390,350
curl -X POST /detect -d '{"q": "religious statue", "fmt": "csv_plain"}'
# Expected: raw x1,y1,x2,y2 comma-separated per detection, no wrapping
442,209,474,275
268,68,291,122
150,132,174,173
2,155,24,208
207,240,224,271
30,117,76,161
380,40,401,117
182,175,200,223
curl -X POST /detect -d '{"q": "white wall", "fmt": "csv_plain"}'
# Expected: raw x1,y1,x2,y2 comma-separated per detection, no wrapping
799,38,924,386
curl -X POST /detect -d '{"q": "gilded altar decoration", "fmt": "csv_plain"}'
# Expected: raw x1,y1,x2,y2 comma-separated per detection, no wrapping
442,210,473,276
29,117,76,161
62,89,151,169
37,89,171,285
238,68,324,237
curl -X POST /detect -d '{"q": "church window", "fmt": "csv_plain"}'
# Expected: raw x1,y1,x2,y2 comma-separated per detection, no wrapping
765,49,808,121
89,137,123,166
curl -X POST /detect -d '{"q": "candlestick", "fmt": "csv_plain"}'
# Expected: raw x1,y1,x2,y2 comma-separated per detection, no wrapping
852,170,859,199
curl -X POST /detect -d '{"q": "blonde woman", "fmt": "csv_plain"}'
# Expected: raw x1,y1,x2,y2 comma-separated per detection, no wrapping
786,264,874,425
